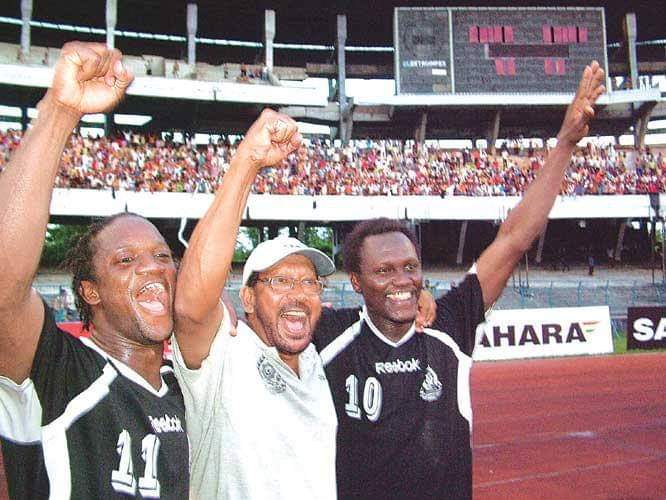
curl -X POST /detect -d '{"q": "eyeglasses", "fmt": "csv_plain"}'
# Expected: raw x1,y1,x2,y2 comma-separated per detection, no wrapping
256,276,324,295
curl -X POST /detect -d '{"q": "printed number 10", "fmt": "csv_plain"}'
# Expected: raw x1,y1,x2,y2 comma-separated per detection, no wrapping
345,374,383,422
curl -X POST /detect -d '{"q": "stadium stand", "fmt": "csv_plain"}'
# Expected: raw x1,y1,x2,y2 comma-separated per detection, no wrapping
1,130,664,195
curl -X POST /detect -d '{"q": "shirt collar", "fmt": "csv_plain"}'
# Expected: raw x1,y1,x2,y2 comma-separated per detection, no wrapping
238,320,318,378
360,306,416,348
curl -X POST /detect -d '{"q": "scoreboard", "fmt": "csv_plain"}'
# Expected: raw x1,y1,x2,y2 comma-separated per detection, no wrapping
394,7,607,94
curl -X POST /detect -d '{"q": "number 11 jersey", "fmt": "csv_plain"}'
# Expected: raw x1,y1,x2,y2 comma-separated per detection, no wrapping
0,305,189,499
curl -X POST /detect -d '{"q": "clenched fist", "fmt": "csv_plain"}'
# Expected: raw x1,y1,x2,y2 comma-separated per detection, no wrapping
48,41,134,117
236,109,302,170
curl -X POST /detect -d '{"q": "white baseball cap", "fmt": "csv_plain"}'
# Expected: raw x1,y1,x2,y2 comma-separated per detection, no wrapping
242,237,336,286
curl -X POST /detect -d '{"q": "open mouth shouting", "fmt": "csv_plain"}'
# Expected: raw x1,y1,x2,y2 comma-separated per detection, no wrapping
278,307,311,339
135,281,170,316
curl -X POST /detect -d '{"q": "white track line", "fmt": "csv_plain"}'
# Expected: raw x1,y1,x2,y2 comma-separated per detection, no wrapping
475,454,666,488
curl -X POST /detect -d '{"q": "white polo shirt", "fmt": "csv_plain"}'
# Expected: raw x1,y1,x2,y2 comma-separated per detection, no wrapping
172,310,337,500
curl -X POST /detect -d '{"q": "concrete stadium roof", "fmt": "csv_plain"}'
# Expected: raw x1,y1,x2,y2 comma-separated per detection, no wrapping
0,1,664,67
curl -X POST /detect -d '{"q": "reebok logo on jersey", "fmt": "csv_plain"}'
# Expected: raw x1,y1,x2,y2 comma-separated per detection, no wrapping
375,358,421,375
420,366,443,402
149,414,184,434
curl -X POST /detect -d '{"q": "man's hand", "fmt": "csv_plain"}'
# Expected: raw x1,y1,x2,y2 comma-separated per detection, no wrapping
236,109,302,170
415,289,436,332
48,42,134,117
556,61,605,147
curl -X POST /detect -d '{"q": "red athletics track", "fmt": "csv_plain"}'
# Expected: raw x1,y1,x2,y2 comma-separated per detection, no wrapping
1,353,665,499
473,353,666,499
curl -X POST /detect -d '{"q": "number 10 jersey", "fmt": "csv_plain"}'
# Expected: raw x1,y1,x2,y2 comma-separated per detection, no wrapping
314,274,485,500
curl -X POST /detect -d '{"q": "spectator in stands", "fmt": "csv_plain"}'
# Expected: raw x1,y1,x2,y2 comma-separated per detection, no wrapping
238,63,249,83
1,127,664,197
53,286,71,322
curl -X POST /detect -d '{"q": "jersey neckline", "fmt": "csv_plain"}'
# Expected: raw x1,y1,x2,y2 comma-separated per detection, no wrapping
80,336,170,397
361,306,416,348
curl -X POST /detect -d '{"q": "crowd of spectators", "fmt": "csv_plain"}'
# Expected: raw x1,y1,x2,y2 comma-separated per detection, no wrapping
1,129,664,196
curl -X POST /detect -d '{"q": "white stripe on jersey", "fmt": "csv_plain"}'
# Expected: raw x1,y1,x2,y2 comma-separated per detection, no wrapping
320,320,363,367
423,329,473,426
0,375,42,444
80,336,169,397
42,363,118,500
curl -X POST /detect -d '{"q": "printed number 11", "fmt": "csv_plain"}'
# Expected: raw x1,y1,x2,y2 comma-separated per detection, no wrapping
111,430,161,498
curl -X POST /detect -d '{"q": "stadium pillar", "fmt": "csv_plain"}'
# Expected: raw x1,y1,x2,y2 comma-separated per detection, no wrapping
456,221,468,265
633,102,656,149
297,221,307,243
486,110,501,154
106,0,117,49
336,15,352,143
104,114,114,137
622,13,639,90
615,220,628,263
20,0,32,58
20,107,29,132
332,226,342,265
535,225,547,264
265,10,276,73
415,111,427,144
186,3,198,66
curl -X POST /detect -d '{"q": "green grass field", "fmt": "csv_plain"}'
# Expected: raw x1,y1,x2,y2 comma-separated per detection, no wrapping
613,331,666,354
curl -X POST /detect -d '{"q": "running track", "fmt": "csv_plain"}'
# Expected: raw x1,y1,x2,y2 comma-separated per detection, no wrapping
472,353,666,499
1,353,665,498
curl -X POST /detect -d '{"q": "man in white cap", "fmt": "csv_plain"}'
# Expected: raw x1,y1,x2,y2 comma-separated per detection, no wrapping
240,236,336,376
171,110,338,499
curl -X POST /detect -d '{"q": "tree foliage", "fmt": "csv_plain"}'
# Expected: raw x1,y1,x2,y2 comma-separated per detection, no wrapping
40,224,88,268
304,226,333,255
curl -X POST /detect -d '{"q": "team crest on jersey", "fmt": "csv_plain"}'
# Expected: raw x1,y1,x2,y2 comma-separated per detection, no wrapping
419,365,443,402
257,353,286,394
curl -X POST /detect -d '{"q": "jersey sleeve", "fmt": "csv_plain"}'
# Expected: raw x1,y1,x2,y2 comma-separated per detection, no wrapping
31,302,103,421
313,307,361,351
0,301,100,442
432,272,485,357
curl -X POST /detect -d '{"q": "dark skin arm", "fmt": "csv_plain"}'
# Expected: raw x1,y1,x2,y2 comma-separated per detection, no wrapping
476,61,605,309
0,42,133,383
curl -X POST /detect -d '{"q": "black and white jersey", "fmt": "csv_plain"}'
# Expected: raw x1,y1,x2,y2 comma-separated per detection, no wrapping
0,304,189,499
314,274,485,500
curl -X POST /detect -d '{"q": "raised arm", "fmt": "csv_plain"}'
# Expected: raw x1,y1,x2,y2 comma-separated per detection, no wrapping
0,42,133,383
476,61,605,309
174,110,301,368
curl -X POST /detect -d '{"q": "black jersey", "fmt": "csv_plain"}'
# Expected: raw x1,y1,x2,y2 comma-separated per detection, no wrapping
0,304,189,499
314,274,485,500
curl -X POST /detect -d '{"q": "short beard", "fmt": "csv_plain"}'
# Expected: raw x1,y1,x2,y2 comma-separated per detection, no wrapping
254,308,312,355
